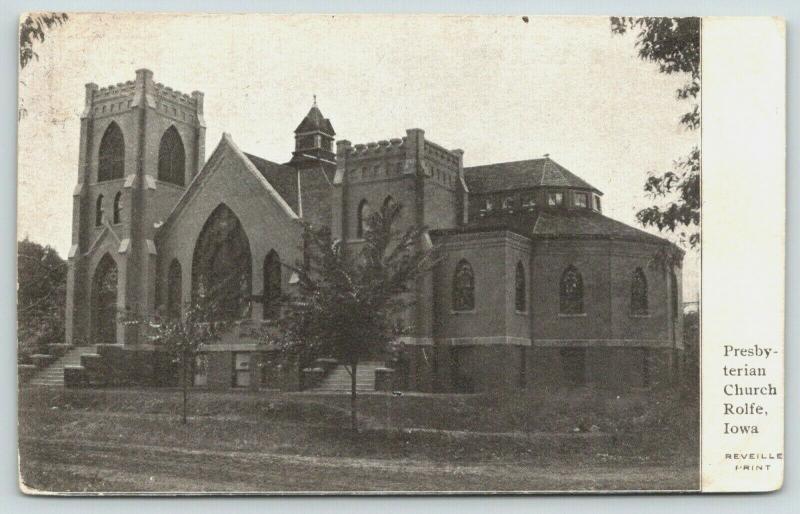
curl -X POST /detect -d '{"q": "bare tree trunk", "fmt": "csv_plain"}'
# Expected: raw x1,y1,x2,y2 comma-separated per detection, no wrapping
350,360,358,433
182,356,188,425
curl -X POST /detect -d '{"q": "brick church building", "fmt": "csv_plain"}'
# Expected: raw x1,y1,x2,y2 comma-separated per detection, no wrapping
65,70,684,392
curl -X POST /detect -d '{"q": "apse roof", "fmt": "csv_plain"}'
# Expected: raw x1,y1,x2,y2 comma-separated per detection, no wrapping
432,209,667,245
464,158,600,194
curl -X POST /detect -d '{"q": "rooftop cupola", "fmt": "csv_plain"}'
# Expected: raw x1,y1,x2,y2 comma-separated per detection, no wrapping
292,96,336,163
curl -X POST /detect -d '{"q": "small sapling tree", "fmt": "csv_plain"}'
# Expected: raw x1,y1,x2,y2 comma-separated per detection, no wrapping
275,201,436,433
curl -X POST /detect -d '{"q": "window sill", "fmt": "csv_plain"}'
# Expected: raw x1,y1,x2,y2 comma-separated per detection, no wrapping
515,310,528,316
558,313,587,318
450,309,477,315
629,313,651,318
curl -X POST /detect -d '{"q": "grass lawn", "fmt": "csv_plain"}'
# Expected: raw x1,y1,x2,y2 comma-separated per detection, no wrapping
18,386,699,494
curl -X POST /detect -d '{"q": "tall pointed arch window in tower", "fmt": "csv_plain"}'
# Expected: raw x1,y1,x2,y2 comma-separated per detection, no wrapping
98,122,125,182
158,126,186,186
560,265,584,315
262,250,282,320
631,267,649,315
452,259,475,312
191,204,253,321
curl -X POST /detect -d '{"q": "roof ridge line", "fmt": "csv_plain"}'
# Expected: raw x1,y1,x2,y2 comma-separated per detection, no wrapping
464,157,548,169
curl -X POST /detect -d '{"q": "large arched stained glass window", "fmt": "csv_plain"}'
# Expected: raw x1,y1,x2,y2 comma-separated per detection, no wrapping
452,259,475,311
98,122,125,182
515,261,527,312
158,126,186,186
631,267,649,315
191,204,252,321
559,265,584,315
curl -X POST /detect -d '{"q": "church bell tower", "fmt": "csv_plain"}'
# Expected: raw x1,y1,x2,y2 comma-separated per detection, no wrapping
65,69,206,346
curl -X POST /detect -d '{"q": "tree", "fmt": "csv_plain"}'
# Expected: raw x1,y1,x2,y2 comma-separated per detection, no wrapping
274,201,436,433
19,13,69,120
130,293,228,424
17,239,67,362
611,17,700,248
20,13,69,69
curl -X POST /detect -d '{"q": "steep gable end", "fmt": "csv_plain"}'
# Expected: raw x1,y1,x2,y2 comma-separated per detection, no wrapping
157,133,298,238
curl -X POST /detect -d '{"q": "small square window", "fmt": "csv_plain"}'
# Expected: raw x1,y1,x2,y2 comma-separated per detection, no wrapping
547,192,564,207
521,194,536,209
575,193,588,208
502,197,514,210
483,198,494,212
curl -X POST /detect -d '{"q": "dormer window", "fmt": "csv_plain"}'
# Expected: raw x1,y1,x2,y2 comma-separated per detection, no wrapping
521,194,536,209
547,192,564,207
314,134,321,148
594,195,602,212
575,192,589,209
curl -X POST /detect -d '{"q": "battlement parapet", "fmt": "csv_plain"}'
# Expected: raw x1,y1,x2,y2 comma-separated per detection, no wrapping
94,81,136,100
87,70,202,115
424,140,460,168
345,136,407,160
153,82,198,107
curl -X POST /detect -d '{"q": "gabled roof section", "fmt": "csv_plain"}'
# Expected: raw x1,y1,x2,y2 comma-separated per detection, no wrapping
464,158,600,194
157,133,298,237
244,152,299,214
294,105,335,135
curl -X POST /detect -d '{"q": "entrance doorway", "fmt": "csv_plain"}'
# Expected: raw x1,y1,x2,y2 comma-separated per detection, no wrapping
91,254,118,344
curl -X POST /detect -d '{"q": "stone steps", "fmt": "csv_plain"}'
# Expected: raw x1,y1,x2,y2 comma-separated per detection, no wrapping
314,362,382,392
28,346,95,387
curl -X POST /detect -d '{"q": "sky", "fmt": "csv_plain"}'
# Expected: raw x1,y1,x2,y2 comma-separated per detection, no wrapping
17,14,699,300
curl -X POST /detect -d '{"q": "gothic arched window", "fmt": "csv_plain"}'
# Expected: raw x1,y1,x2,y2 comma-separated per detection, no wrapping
112,192,122,224
515,261,527,312
631,267,649,315
670,269,679,320
95,194,104,226
559,265,584,315
158,126,186,186
98,122,125,182
166,259,182,320
382,195,396,210
357,199,370,238
263,250,281,320
452,259,475,311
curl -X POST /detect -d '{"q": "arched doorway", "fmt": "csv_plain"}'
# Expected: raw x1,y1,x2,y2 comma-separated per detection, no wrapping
191,204,253,321
91,254,118,344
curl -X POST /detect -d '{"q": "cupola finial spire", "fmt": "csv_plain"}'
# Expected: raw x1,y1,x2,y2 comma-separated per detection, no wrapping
313,94,317,107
